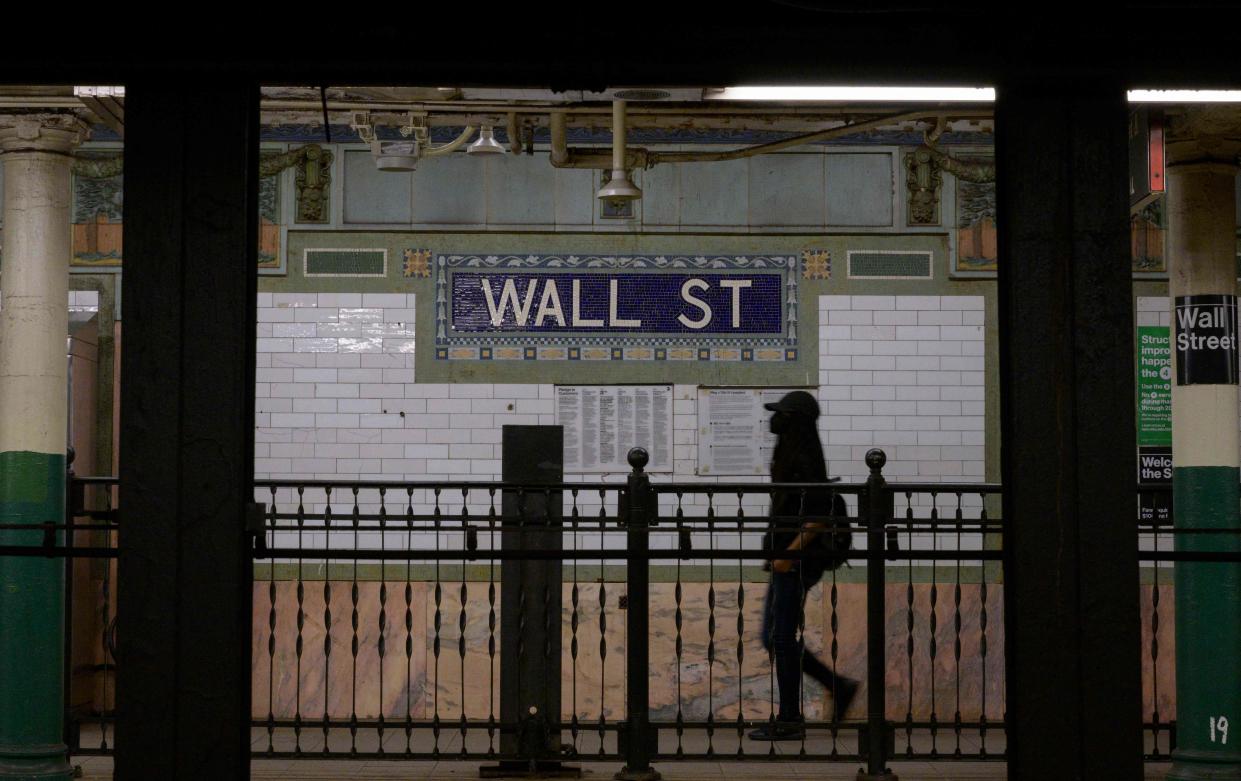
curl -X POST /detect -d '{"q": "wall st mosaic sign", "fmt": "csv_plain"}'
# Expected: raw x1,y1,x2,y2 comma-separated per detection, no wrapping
433,253,800,362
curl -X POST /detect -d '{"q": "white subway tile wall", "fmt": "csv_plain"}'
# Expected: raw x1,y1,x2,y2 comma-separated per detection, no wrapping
818,294,986,482
255,292,988,556
819,294,988,558
1135,296,1171,328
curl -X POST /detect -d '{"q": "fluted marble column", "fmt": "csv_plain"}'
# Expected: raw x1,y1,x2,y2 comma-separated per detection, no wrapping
0,113,87,781
1165,106,1241,781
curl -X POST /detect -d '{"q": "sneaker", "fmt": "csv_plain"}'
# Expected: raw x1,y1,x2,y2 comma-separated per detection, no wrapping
747,721,806,741
832,677,859,721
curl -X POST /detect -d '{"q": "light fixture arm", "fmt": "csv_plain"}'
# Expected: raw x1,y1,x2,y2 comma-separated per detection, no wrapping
611,99,628,174
918,137,995,183
421,125,477,157
507,112,521,155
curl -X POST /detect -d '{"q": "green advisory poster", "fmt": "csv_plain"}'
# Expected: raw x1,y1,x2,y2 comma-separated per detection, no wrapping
1137,325,1173,521
1137,325,1172,447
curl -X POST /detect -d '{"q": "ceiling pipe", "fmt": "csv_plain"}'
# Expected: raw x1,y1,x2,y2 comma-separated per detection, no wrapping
549,108,956,169
419,125,476,157
645,109,947,164
261,97,994,121
507,112,521,155
918,142,996,182
550,111,568,166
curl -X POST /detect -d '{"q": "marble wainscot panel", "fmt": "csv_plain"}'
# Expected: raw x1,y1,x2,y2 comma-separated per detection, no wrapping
252,579,1136,725
1140,584,1176,720
253,579,429,721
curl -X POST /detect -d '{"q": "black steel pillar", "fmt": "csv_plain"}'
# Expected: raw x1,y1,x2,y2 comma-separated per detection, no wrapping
995,80,1142,779
116,83,258,779
486,425,573,777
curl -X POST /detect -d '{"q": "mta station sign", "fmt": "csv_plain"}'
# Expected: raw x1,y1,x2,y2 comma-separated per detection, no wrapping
451,272,783,334
432,253,802,362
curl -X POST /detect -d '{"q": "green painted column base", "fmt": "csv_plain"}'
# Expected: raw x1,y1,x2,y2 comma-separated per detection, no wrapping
1168,466,1241,781
0,451,70,781
0,748,73,781
1167,749,1241,781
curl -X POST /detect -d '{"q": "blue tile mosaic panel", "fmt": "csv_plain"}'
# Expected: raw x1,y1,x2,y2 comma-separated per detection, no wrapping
431,253,801,362
450,272,783,333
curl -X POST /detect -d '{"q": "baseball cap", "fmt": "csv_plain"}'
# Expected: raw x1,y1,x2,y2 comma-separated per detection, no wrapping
762,390,820,419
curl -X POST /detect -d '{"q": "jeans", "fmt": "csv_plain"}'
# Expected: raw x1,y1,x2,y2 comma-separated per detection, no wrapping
761,570,845,721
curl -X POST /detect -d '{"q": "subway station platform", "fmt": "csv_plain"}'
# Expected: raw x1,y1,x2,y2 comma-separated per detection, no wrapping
72,757,1173,781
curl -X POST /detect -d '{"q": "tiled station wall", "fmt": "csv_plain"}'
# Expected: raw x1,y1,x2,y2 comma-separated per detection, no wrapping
255,292,985,484
254,291,987,553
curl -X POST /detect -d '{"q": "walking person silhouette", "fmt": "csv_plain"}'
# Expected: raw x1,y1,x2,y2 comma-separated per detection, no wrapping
748,390,858,741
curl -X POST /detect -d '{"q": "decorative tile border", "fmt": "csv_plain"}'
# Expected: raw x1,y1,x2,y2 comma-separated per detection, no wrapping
303,248,387,278
402,248,432,278
430,253,802,362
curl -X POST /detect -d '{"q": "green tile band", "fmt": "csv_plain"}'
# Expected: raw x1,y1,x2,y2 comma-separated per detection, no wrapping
1169,465,1241,777
0,450,71,780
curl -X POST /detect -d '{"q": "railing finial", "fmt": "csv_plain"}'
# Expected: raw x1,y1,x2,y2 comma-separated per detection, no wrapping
866,448,887,475
628,447,649,474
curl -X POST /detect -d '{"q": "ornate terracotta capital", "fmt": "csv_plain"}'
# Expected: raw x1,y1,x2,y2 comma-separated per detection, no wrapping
1164,105,1241,168
0,112,90,155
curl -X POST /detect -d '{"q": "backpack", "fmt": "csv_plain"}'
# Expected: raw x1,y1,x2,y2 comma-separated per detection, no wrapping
812,491,853,571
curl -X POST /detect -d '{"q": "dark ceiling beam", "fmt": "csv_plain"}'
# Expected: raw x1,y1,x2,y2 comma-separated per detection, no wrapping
0,7,1239,86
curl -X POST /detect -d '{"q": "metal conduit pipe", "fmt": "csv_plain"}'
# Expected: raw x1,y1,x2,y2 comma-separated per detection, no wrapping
918,142,996,182
645,109,946,164
612,100,627,175
549,111,568,166
507,112,521,155
419,125,476,157
548,108,955,169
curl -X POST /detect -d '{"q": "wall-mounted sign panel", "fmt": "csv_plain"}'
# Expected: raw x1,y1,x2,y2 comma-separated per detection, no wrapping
1136,325,1172,446
1175,295,1239,386
1136,324,1173,522
555,385,673,473
696,386,810,476
434,253,800,362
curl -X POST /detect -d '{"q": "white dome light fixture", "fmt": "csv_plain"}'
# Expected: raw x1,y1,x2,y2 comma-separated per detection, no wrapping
467,125,507,155
373,140,420,172
597,100,642,202
351,111,479,173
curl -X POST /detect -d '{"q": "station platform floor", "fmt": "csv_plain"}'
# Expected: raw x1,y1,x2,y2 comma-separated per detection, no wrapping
71,756,1174,780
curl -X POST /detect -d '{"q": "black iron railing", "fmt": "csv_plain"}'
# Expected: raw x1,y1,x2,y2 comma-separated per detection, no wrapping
247,448,1004,773
30,452,1228,770
62,469,119,756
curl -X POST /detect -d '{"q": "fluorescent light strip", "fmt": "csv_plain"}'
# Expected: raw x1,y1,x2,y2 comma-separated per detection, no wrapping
1128,90,1241,103
708,86,995,102
710,86,1241,104
73,86,125,98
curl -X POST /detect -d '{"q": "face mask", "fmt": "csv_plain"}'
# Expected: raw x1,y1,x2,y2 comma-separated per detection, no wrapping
769,411,791,435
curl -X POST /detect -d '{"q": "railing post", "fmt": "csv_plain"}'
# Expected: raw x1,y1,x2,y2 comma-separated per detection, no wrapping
859,448,896,781
616,447,660,781
62,449,75,756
